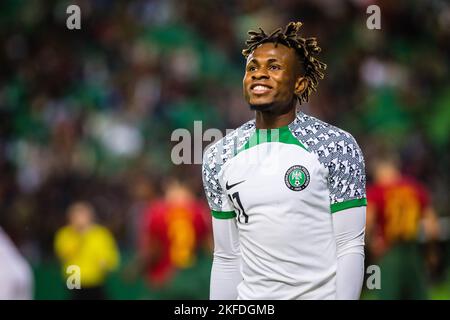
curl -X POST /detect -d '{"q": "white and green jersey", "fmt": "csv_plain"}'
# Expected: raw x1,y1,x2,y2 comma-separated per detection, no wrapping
202,111,366,299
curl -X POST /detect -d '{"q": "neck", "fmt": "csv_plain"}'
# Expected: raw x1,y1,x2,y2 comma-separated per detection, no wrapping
75,224,92,234
255,105,297,129
376,167,401,185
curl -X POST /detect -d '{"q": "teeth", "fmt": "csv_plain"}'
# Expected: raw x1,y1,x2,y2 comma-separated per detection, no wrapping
253,85,270,90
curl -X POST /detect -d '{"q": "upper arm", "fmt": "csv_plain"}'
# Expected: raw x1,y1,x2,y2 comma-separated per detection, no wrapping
54,228,76,261
327,132,367,256
102,229,120,269
328,132,367,214
202,145,235,218
202,145,240,256
415,183,439,240
422,206,440,241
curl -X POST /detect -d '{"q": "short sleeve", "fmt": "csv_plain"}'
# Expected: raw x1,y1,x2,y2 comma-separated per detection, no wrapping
414,181,431,211
202,145,236,219
327,133,367,213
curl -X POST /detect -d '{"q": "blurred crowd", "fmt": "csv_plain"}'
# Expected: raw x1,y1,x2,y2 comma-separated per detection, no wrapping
0,0,449,299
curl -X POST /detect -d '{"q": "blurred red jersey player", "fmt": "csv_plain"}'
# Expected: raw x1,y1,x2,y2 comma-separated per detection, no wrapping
139,177,211,289
366,152,440,299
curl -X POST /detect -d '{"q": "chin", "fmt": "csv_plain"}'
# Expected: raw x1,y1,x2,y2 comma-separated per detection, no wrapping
248,102,276,111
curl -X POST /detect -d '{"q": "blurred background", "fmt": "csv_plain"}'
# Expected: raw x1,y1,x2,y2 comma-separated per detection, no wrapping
0,0,449,299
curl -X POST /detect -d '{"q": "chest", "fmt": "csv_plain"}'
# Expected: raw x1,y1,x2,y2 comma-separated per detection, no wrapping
220,143,329,223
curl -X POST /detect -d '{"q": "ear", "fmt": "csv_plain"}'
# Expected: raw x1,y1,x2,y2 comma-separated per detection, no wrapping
294,77,308,96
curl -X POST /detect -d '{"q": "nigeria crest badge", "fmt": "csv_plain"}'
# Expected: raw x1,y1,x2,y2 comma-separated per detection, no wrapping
284,165,310,191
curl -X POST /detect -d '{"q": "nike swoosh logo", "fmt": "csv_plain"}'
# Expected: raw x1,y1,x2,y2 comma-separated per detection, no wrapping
225,180,246,190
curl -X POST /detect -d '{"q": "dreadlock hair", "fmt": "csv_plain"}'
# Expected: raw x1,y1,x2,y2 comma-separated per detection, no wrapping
242,21,327,105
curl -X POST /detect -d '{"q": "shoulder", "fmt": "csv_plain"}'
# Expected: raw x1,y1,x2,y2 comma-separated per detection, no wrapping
401,176,430,199
202,119,255,171
401,176,425,189
290,112,365,169
91,225,113,238
55,225,73,239
202,119,255,212
146,200,166,214
291,112,366,205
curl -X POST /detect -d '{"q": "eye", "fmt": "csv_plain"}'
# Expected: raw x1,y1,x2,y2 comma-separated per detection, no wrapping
269,65,281,70
247,66,256,72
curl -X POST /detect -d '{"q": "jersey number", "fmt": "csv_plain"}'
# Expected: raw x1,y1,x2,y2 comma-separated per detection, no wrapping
385,187,421,242
228,192,248,223
167,209,196,268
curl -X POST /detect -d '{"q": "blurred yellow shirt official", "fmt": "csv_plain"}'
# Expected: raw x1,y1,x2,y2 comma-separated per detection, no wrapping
54,224,120,288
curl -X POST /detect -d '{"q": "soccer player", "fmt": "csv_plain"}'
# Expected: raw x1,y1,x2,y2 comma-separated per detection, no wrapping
0,226,33,300
135,177,211,299
366,151,440,299
202,22,367,300
54,201,120,300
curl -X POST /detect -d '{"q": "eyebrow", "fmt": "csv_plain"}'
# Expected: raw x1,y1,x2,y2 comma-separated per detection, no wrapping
247,57,280,65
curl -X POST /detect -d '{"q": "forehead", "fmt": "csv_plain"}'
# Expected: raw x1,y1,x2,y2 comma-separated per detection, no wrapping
246,42,296,64
70,204,92,215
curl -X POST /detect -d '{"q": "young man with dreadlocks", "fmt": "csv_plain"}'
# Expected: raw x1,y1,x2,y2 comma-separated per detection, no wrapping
202,22,366,300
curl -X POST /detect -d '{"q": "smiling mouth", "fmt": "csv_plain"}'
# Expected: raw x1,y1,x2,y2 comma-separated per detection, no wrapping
251,84,272,94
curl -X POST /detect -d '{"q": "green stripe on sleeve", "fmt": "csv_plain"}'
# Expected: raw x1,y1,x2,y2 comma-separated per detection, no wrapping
330,198,367,214
211,210,236,219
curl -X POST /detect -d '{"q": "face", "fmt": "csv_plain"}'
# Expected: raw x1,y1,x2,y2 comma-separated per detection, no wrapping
69,204,94,231
164,180,193,205
243,42,305,110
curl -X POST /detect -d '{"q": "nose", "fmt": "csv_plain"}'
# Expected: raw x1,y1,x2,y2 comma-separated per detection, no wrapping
251,68,269,80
